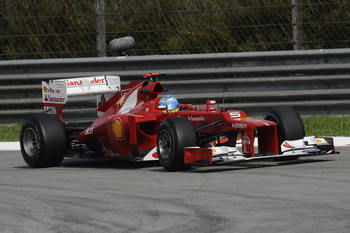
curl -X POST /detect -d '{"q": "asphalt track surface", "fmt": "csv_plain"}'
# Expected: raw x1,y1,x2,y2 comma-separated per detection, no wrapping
1,149,350,233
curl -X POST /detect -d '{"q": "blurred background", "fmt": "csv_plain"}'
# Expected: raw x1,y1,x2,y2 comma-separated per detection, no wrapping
1,0,349,60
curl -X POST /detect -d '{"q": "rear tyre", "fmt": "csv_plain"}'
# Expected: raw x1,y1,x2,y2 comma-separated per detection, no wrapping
265,106,305,157
20,114,66,168
157,117,198,171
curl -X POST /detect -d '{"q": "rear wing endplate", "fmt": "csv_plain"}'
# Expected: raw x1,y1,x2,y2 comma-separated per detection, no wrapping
42,75,120,121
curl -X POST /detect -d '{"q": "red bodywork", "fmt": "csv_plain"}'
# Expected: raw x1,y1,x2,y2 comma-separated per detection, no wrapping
73,73,279,163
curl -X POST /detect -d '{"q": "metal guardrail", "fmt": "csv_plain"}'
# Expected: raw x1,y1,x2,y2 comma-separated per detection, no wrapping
1,48,350,124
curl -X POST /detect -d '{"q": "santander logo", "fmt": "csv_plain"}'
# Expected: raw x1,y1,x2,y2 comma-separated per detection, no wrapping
66,77,105,87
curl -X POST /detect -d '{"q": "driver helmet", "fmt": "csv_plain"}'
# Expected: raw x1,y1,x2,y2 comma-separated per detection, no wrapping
159,95,179,113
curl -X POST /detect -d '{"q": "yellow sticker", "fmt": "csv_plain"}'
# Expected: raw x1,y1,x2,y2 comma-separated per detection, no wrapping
112,118,124,140
119,92,126,106
43,86,49,93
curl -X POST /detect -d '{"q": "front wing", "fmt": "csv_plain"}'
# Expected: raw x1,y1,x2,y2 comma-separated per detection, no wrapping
184,136,336,166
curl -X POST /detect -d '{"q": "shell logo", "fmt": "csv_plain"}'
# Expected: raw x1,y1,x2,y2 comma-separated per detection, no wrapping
112,118,125,140
43,86,49,93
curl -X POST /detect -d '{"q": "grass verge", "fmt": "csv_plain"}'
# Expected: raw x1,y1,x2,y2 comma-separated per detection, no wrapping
303,115,350,137
0,124,22,142
0,116,350,142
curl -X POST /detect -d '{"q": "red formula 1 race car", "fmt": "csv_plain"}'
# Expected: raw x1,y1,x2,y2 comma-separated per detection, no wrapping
20,73,336,171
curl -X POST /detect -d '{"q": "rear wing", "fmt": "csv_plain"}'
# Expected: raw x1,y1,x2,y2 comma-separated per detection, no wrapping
42,75,120,121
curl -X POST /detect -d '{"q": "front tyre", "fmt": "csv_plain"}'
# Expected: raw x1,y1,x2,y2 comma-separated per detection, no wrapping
265,106,305,159
157,117,198,171
20,114,66,168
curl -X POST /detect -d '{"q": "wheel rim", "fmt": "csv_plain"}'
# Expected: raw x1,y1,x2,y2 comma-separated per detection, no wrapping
23,128,40,157
158,130,172,159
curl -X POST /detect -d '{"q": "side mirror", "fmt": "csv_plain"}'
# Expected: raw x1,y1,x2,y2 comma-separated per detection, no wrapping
206,100,216,111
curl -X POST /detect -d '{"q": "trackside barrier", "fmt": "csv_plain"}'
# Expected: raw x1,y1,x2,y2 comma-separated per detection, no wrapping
1,48,350,124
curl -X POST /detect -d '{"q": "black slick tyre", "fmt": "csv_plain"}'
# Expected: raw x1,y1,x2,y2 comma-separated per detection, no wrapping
157,117,198,171
265,106,305,155
20,114,67,168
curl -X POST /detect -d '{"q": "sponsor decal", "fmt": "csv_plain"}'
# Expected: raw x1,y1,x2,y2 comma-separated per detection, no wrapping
44,106,57,114
66,79,83,86
65,77,105,87
44,97,66,103
119,92,127,106
43,86,49,94
282,142,295,149
242,135,251,154
90,77,105,84
43,87,62,94
118,89,138,114
84,127,94,135
232,122,248,129
229,111,241,118
152,152,158,158
188,116,205,121
42,81,67,104
112,118,125,140
242,135,251,145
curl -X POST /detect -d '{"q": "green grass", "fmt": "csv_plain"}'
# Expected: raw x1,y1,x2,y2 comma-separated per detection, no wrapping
303,115,350,137
1,116,350,141
0,124,22,142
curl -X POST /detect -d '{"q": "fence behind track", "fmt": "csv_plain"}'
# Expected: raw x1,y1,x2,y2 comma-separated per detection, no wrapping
1,48,350,124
